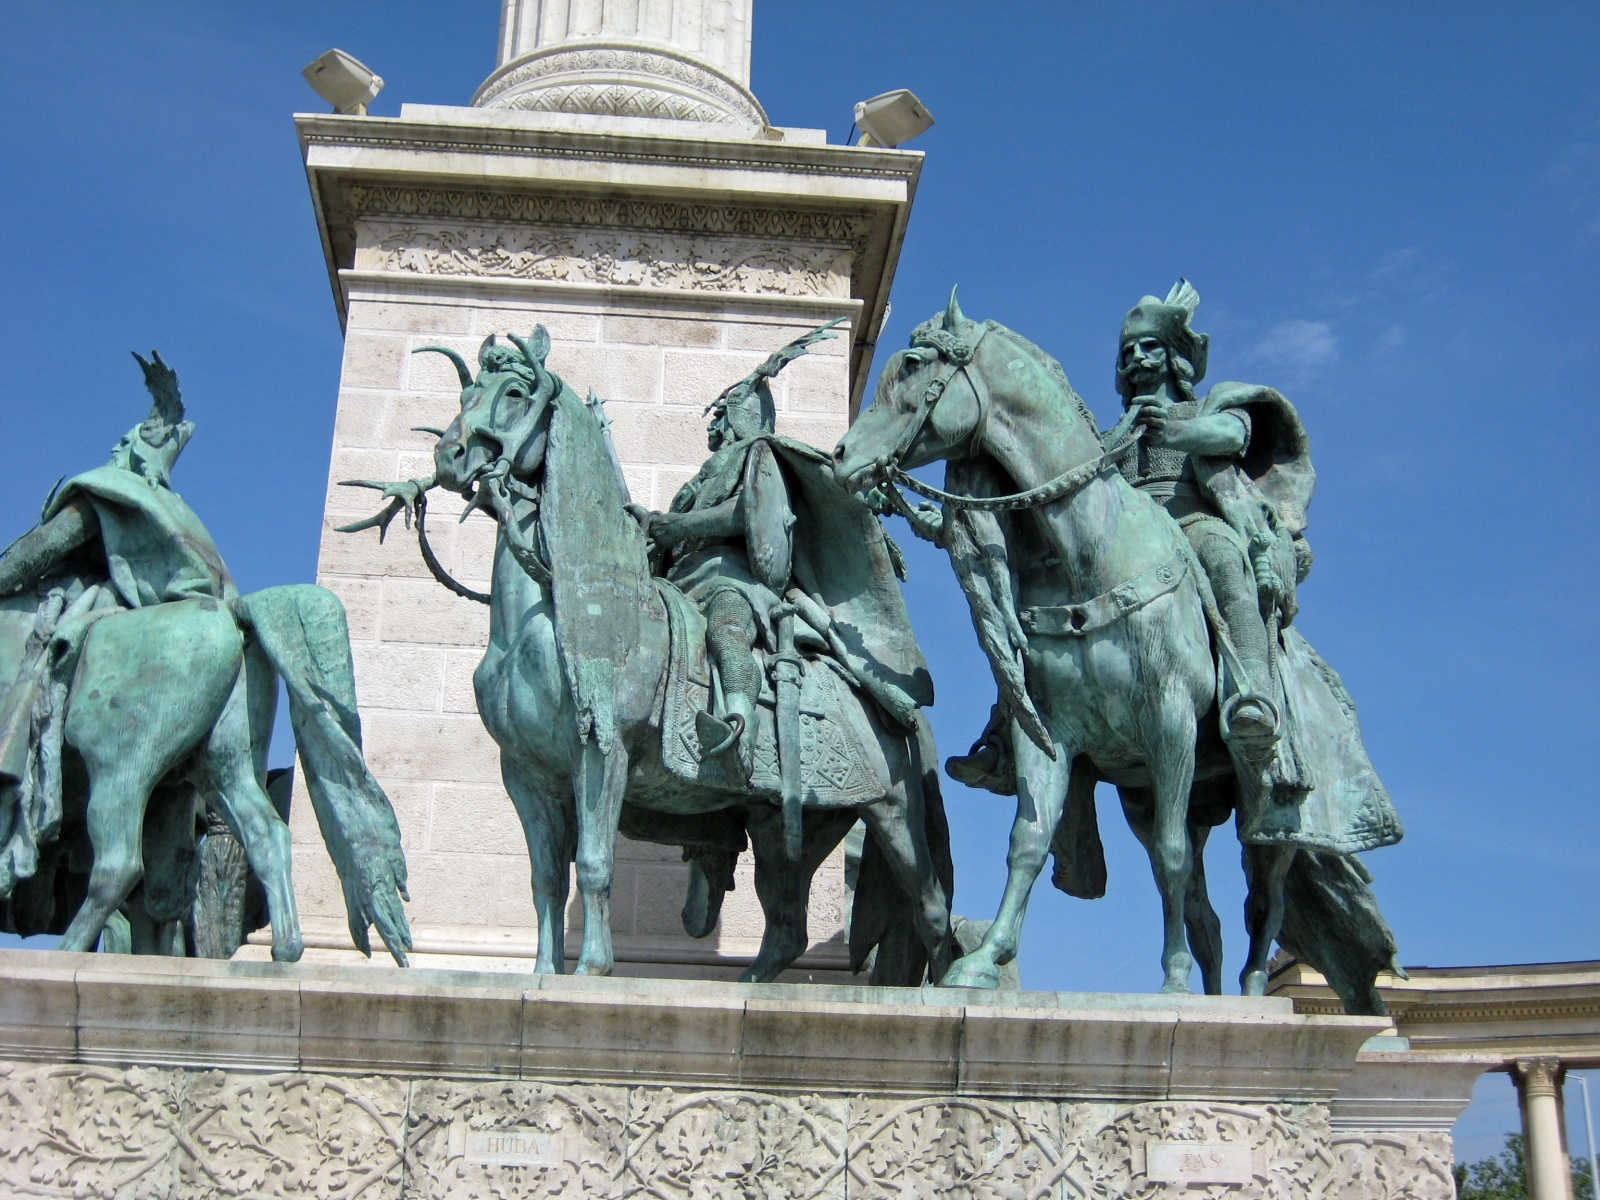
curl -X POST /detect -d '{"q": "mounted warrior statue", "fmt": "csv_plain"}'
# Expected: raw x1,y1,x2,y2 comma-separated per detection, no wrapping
0,353,410,964
342,323,954,984
835,285,1405,1012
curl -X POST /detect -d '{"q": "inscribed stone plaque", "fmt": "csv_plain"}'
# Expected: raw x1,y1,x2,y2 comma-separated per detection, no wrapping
1147,1141,1253,1183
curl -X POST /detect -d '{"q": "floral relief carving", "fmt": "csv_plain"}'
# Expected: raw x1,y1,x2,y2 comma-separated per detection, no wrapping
0,1062,406,1200
359,221,853,298
623,1089,846,1200
845,1096,1069,1200
1324,1131,1456,1200
403,1080,629,1200
1069,1101,1333,1199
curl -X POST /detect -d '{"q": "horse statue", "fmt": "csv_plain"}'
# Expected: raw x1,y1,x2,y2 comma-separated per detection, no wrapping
833,291,1404,1014
0,352,411,965
341,326,954,983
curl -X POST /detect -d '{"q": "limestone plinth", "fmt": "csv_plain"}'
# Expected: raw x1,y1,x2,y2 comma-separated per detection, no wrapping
0,949,1485,1198
290,31,918,973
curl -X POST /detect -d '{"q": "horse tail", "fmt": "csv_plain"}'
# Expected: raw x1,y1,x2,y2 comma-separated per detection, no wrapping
233,584,412,966
1275,850,1402,1016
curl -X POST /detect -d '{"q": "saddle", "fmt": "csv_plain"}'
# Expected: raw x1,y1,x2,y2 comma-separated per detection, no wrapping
655,580,884,804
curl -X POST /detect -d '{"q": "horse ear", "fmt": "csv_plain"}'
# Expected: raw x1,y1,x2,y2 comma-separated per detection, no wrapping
478,334,498,370
943,285,965,331
528,326,550,364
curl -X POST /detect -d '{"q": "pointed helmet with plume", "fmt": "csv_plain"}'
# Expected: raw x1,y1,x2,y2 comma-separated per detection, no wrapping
1117,279,1209,400
108,350,195,487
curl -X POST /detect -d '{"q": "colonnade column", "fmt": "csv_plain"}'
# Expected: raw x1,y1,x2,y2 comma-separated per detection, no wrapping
1516,1057,1573,1200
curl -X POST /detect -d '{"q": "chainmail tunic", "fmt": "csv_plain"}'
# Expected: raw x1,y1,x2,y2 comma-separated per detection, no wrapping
1113,401,1250,519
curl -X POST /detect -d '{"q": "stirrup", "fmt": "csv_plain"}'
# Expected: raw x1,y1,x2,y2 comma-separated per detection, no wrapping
695,710,749,785
1220,691,1281,756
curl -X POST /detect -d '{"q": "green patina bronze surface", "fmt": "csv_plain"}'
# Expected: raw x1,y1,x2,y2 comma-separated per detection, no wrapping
834,285,1403,1015
0,353,410,965
342,324,955,984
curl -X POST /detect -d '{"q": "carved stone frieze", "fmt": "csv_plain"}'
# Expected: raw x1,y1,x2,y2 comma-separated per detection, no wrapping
357,220,853,298
1326,1130,1457,1200
0,1062,406,1200
403,1080,629,1200
625,1088,847,1199
472,44,767,130
0,1059,1460,1200
846,1096,1069,1199
341,186,874,251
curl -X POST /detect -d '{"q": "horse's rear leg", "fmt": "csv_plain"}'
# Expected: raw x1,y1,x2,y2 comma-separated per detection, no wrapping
943,728,1073,989
1240,844,1296,995
503,757,573,974
571,741,627,977
57,759,162,953
739,806,855,983
195,670,302,962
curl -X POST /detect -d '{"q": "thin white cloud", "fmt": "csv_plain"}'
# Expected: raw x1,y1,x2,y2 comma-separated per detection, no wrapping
1245,319,1339,376
1375,324,1407,352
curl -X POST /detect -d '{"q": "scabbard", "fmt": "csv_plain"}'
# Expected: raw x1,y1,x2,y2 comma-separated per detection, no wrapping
773,610,804,861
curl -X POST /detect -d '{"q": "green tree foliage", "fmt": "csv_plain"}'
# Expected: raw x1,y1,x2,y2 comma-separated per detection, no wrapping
1455,1134,1595,1200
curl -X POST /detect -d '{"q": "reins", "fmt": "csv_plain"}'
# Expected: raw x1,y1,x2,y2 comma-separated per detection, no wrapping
879,326,1144,513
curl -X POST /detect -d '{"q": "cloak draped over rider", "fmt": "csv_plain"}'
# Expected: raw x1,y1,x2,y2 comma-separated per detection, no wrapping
0,354,410,961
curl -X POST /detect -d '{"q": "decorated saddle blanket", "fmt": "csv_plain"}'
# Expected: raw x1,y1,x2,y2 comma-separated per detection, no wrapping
655,580,884,805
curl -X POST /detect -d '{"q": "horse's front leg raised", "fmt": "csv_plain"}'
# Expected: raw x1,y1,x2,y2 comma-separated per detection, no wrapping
942,724,1073,989
1240,843,1296,995
503,756,574,974
570,740,627,976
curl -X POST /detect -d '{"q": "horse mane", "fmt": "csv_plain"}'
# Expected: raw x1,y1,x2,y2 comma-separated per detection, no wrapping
981,320,1104,441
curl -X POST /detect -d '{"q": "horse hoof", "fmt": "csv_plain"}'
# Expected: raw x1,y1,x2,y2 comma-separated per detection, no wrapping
1241,970,1268,997
1159,972,1192,995
273,937,304,964
573,961,613,978
939,952,1000,989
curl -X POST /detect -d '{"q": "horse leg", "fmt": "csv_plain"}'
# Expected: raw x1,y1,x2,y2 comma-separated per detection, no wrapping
1117,786,1222,995
57,754,163,953
1186,821,1224,995
855,781,955,984
503,757,573,974
1143,698,1200,994
943,727,1073,989
570,741,627,977
1240,843,1296,995
195,668,302,962
739,806,855,983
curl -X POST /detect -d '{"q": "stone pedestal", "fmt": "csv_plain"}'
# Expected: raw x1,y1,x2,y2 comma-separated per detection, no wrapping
288,4,919,974
0,949,1487,1198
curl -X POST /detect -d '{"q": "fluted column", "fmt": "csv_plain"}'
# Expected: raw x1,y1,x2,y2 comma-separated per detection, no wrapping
476,0,764,129
1517,1058,1574,1200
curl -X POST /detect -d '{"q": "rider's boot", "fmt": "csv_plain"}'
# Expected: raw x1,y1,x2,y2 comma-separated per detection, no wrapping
944,704,1017,795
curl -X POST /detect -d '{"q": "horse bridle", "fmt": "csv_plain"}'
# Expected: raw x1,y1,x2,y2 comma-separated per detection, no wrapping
877,327,1143,514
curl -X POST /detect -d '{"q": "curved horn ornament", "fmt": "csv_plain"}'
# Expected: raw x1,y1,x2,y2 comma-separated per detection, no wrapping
412,346,472,389
943,285,965,331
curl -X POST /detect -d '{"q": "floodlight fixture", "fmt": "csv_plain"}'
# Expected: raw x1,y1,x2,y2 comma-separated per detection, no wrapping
853,90,934,148
303,49,384,116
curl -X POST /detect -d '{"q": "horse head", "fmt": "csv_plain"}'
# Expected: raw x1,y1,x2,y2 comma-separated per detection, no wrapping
833,288,990,493
422,328,560,497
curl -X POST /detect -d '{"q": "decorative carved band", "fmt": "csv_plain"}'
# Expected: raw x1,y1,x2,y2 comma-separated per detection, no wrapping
342,185,872,246
357,219,853,298
473,42,767,129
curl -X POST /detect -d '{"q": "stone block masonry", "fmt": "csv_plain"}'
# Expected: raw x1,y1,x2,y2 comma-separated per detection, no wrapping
0,950,1481,1199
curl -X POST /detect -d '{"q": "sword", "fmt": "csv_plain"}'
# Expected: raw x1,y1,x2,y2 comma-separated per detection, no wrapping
771,601,804,860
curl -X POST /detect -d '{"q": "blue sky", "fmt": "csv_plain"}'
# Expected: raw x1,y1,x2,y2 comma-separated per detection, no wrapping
2,2,1597,1160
